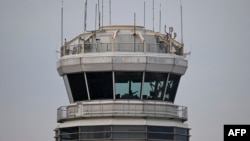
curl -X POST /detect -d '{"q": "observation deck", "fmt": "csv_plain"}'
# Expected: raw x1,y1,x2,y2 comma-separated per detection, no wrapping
57,100,187,123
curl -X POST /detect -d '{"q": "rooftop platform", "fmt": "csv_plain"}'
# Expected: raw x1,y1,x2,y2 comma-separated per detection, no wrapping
60,25,185,57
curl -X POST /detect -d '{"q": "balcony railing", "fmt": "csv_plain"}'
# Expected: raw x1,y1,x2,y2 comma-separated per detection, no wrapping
57,101,187,123
60,42,183,57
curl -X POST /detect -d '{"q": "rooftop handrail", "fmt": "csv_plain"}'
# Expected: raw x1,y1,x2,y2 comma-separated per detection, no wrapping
61,42,175,56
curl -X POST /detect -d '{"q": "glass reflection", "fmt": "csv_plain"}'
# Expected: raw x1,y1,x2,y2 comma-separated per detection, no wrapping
143,72,168,100
115,72,143,99
164,74,181,102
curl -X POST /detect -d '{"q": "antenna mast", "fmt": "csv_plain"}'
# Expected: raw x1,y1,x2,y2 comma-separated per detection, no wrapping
102,0,104,27
134,12,136,51
84,0,88,33
98,0,100,29
152,0,155,31
165,0,168,27
95,3,97,30
109,0,111,25
61,0,63,46
159,4,162,33
180,0,183,43
144,1,145,29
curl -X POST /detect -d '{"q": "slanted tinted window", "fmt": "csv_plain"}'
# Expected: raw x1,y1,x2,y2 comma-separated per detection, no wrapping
80,126,111,139
113,132,146,139
148,126,174,133
60,127,79,140
148,133,174,140
147,126,175,140
175,127,188,135
176,135,188,141
61,127,79,134
164,74,181,102
115,72,143,99
143,72,168,100
112,125,146,139
112,125,146,131
67,73,88,101
80,126,111,132
86,72,113,100
58,125,189,141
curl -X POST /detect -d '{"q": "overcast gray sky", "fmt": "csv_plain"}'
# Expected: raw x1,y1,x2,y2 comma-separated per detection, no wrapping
0,0,250,141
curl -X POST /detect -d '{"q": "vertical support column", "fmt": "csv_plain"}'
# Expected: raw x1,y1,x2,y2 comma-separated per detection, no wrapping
112,30,119,52
112,38,115,52
63,75,74,103
169,39,172,54
63,39,67,56
144,41,147,53
112,71,116,100
82,41,85,54
140,72,145,100
84,72,91,101
162,73,170,101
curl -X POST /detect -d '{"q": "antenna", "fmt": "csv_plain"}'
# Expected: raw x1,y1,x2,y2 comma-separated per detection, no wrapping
159,4,162,33
180,0,183,43
134,13,136,30
98,0,100,29
95,3,97,30
134,12,137,35
144,1,145,29
134,12,136,51
102,0,104,27
84,0,88,32
152,0,155,31
109,0,111,25
165,0,168,27
164,25,168,34
61,0,63,46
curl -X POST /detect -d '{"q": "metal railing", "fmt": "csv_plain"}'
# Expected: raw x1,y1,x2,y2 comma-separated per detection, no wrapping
60,42,177,56
57,101,188,122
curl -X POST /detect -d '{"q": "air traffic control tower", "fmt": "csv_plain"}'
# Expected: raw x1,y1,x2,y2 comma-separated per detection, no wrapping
54,3,190,141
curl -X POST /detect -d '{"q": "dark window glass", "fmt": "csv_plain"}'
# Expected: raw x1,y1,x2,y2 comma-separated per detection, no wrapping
175,127,188,135
80,132,111,139
143,72,168,100
148,126,174,133
61,127,78,134
86,72,113,100
112,132,146,139
115,72,143,99
80,126,111,132
61,139,72,141
176,135,188,141
67,73,88,101
164,74,181,102
60,127,79,140
60,134,78,140
148,133,174,140
113,125,146,131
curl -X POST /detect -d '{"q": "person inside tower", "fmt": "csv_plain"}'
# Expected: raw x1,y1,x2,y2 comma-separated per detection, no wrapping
121,89,139,99
129,89,138,96
149,82,163,100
